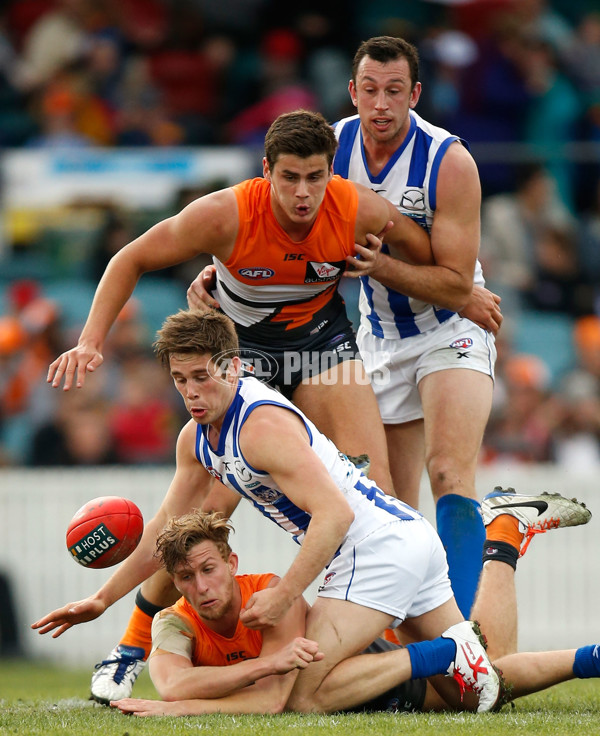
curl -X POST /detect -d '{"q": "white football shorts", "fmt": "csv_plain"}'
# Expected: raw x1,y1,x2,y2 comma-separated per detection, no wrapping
357,317,497,424
316,516,453,626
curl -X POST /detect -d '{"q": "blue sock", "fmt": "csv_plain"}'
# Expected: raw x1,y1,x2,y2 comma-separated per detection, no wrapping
406,637,456,680
573,645,600,678
436,494,485,618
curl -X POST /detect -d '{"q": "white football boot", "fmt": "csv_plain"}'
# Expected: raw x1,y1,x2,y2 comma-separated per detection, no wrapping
482,487,591,555
441,620,500,712
90,644,146,704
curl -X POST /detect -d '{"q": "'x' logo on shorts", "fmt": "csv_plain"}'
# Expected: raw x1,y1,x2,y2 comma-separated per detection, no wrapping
457,351,470,359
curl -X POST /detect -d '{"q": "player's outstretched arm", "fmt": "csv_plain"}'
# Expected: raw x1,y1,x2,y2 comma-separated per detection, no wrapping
47,189,238,390
31,596,108,637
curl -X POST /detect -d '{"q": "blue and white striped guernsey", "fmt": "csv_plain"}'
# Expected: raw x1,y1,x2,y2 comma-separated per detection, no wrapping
333,110,485,340
195,376,421,555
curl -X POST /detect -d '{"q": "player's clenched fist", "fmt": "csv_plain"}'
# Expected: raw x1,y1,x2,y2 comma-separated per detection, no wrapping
272,637,324,674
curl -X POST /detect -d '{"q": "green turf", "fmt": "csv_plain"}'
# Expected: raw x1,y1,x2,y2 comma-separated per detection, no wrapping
1,659,599,736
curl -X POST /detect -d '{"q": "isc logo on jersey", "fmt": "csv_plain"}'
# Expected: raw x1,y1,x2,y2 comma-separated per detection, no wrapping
238,267,275,279
304,260,345,283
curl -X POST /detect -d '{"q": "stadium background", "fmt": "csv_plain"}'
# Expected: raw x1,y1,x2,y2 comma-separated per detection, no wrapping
0,0,599,664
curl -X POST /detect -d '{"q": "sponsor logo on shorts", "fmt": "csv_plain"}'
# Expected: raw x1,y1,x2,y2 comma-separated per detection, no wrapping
68,523,119,566
238,267,275,279
304,260,345,283
450,337,473,349
318,571,337,591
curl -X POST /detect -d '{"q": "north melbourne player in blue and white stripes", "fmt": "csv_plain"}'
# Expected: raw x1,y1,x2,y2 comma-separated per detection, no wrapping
333,36,503,618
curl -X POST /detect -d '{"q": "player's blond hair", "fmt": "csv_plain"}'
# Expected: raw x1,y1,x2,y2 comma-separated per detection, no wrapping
156,509,234,573
153,309,239,370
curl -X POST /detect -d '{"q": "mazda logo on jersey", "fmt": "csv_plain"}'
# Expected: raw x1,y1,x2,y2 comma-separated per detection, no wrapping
304,260,345,283
400,189,425,211
238,267,275,279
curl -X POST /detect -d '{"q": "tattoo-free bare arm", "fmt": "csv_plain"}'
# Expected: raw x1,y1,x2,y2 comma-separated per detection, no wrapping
48,189,238,390
351,144,481,312
237,406,355,629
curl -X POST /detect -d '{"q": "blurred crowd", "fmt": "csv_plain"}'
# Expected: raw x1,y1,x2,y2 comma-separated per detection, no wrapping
0,1,597,176
2,0,600,469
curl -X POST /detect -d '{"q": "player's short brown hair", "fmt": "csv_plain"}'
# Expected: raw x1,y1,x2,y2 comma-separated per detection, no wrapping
154,309,239,370
264,110,338,169
156,509,234,574
352,36,420,89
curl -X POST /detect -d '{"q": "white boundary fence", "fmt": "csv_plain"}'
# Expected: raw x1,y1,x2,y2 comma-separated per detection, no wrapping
0,465,597,667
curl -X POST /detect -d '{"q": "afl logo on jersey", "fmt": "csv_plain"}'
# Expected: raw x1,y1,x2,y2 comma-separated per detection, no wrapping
400,189,425,211
205,467,223,482
450,337,473,349
238,267,275,279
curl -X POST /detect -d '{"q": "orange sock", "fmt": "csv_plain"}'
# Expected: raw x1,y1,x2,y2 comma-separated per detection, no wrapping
383,628,401,645
486,514,523,552
119,605,154,659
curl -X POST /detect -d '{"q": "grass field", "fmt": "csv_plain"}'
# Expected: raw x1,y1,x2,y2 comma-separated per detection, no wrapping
1,658,599,736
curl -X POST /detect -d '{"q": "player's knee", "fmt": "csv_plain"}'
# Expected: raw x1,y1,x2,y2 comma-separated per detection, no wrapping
425,452,460,495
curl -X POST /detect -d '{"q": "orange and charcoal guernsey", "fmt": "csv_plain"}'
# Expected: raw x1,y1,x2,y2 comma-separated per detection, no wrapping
162,573,275,666
212,175,359,345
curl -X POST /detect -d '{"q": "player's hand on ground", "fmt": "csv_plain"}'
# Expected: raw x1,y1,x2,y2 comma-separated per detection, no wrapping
111,698,178,716
47,344,104,390
344,231,385,278
459,285,503,335
271,637,324,674
187,265,219,311
31,597,107,637
239,586,292,630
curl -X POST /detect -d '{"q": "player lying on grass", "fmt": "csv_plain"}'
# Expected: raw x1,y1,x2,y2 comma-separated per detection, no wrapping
33,310,593,714
111,497,597,717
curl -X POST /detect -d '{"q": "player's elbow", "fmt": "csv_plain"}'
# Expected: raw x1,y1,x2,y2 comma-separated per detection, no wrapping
338,505,355,533
153,675,188,703
154,681,179,702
